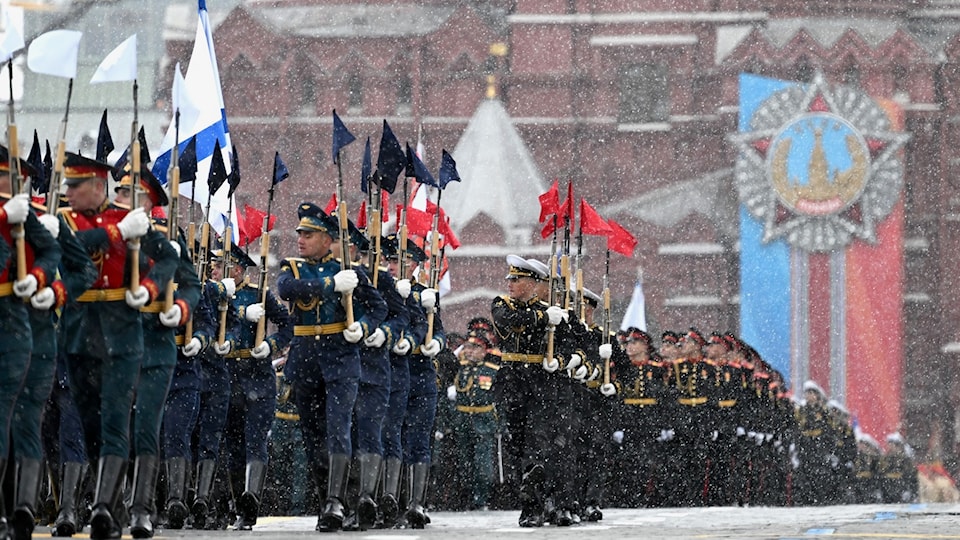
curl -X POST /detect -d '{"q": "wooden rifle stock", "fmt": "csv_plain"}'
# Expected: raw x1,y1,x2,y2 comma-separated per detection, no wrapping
337,201,354,326
128,139,141,293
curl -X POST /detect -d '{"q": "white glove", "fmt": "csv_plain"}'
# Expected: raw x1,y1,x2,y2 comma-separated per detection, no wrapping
434,431,444,441
13,274,38,298
395,278,411,299
364,328,386,348
566,353,582,370
160,304,183,328
736,426,746,437
117,207,149,240
38,213,60,238
169,240,181,258
599,343,612,360
333,269,358,293
421,338,441,358
600,383,616,396
711,430,719,441
2,193,29,224
392,338,411,355
542,357,560,373
220,278,236,299
182,337,202,357
612,430,625,445
30,286,55,310
251,341,271,359
420,288,437,310
587,367,601,382
343,321,363,343
571,365,588,381
545,305,565,326
125,286,150,309
446,385,457,402
244,303,265,323
214,340,232,356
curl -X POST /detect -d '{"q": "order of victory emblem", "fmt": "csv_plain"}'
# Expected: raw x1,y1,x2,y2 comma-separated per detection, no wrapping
731,76,910,252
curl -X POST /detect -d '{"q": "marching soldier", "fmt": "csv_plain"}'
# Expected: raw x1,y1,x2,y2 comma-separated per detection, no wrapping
191,246,240,530
377,234,428,529
276,203,386,532
221,244,292,530
59,151,178,540
393,235,444,529
491,255,569,528
113,167,202,538
335,221,407,532
0,148,65,540
161,242,217,530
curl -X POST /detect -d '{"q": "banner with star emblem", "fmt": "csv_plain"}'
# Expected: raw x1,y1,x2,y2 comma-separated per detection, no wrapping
733,73,909,440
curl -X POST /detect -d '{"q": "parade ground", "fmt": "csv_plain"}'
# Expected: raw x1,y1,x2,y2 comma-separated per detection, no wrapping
41,503,960,540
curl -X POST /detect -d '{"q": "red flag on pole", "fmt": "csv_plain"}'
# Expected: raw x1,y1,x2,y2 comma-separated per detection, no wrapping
580,199,613,236
324,192,338,214
357,201,367,228
563,182,575,232
607,218,637,257
538,179,560,223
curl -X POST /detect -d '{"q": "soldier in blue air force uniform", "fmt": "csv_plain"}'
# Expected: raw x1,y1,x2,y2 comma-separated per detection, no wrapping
331,216,408,532
221,244,292,530
276,202,386,533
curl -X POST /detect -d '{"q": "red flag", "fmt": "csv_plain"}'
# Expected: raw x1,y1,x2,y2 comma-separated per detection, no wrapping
580,199,613,236
324,192,338,214
607,218,637,257
538,179,560,223
239,204,276,247
381,191,390,222
554,181,574,232
357,201,367,228
439,214,460,250
540,214,562,239
397,204,433,238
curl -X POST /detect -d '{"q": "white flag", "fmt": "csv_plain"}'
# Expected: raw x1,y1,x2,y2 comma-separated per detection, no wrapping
27,30,82,78
620,272,647,332
90,34,137,83
0,7,24,63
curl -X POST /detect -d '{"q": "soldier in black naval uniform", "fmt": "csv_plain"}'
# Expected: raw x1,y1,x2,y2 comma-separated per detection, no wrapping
113,166,202,538
58,151,178,540
221,244,292,530
276,203,386,533
0,149,65,540
491,255,571,527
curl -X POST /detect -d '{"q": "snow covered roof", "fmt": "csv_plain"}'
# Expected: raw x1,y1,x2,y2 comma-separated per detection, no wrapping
443,98,546,246
248,4,456,39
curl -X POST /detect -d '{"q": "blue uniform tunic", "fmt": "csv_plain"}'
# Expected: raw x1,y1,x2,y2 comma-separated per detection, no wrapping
353,265,407,457
402,283,445,465
276,253,386,461
225,279,292,467
382,287,429,462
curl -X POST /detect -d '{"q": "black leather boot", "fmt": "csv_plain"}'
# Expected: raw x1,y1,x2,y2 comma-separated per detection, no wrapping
316,454,350,533
377,457,401,529
403,463,429,529
356,454,381,531
190,460,216,530
89,455,126,540
53,462,85,537
234,461,267,531
12,458,43,540
129,456,159,539
163,458,188,529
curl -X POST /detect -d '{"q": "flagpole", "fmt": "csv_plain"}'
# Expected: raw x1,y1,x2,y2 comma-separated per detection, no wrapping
128,79,142,293
335,147,354,326
575,208,585,322
602,247,612,385
6,59,25,282
424,188,442,343
368,180,382,287
546,214,559,361
398,172,409,283
45,78,72,215
254,155,279,346
217,147,240,347
164,107,181,311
